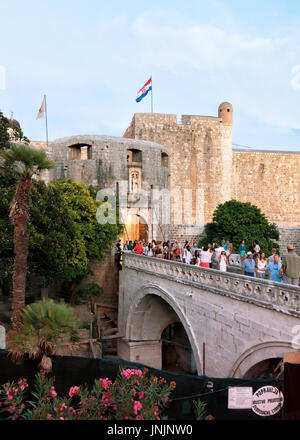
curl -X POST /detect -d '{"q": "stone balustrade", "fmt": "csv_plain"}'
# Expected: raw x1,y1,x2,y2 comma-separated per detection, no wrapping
122,252,300,317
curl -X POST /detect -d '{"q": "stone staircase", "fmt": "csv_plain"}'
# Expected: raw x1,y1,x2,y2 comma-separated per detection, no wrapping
98,308,120,359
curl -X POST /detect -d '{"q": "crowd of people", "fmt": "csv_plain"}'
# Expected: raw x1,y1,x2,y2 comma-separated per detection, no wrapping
118,238,300,286
120,238,232,272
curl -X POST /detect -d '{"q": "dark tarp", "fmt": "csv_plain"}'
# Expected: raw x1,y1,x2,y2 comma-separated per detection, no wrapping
282,362,300,420
0,350,284,420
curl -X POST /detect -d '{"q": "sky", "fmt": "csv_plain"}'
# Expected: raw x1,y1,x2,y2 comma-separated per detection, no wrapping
1,0,300,150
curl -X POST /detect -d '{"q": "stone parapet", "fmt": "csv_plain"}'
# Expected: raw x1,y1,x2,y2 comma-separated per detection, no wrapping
123,252,300,318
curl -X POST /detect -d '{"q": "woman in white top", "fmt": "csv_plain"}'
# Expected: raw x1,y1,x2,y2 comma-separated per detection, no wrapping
256,252,267,279
219,251,229,272
146,243,154,257
183,246,193,264
200,246,212,268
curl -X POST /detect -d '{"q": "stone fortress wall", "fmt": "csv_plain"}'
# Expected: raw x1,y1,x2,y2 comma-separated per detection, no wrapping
31,103,300,252
124,103,300,251
124,103,233,226
232,150,300,227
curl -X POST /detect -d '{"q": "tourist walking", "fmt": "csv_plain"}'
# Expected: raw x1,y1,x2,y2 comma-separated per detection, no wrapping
239,240,247,263
127,240,134,251
153,241,164,259
219,250,229,272
267,248,281,264
281,245,300,286
265,255,283,283
146,242,154,257
209,246,215,268
252,240,261,257
226,240,233,256
242,252,256,277
255,252,267,279
199,246,212,268
163,242,169,259
194,250,201,266
214,243,225,266
132,240,144,255
183,245,193,264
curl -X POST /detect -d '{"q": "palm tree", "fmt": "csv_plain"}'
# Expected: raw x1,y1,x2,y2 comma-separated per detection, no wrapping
0,144,54,330
7,298,79,372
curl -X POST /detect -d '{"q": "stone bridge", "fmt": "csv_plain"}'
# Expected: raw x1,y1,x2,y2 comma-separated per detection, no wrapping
118,253,300,378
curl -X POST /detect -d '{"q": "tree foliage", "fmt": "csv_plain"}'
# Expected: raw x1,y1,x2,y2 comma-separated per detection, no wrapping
199,200,279,256
0,177,122,302
51,179,122,285
0,111,29,150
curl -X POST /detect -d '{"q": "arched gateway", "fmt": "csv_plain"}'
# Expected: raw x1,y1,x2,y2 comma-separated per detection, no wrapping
118,285,202,374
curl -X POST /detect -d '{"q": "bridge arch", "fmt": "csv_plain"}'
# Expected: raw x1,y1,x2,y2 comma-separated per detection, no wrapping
230,341,294,378
125,283,203,375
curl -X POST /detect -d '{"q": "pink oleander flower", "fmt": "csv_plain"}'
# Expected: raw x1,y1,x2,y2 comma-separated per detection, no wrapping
99,378,112,390
102,391,112,407
139,391,144,399
133,400,143,415
6,388,18,401
18,379,28,391
47,414,52,420
50,386,57,398
60,417,64,420
69,386,80,398
121,369,143,381
164,397,168,402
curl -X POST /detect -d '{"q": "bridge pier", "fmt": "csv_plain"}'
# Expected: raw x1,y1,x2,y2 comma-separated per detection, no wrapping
118,340,162,370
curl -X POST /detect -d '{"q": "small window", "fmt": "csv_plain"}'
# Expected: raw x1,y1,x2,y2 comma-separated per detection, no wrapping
127,149,142,163
161,152,169,167
68,144,92,160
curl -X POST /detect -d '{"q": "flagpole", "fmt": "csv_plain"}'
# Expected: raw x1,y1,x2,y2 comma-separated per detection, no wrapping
44,94,49,147
151,75,153,114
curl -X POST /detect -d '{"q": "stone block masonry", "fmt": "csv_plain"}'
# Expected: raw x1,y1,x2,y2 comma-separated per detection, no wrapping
124,103,233,226
124,105,300,231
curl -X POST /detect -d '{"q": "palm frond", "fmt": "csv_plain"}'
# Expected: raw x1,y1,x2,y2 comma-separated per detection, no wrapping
0,144,54,177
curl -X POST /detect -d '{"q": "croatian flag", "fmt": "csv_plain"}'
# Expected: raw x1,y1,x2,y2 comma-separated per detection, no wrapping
136,77,152,103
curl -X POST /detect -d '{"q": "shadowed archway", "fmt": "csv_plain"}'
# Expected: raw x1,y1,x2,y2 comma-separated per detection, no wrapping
123,284,202,374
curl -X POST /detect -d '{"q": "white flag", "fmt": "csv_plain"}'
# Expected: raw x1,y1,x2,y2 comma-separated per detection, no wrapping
36,96,46,119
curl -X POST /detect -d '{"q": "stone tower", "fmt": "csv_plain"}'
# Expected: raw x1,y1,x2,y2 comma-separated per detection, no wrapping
124,102,234,227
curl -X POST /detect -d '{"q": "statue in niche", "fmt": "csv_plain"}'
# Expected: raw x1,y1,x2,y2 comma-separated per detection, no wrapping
131,172,139,193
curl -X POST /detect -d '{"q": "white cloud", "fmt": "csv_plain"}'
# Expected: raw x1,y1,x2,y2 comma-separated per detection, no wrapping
132,12,291,74
129,12,300,132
